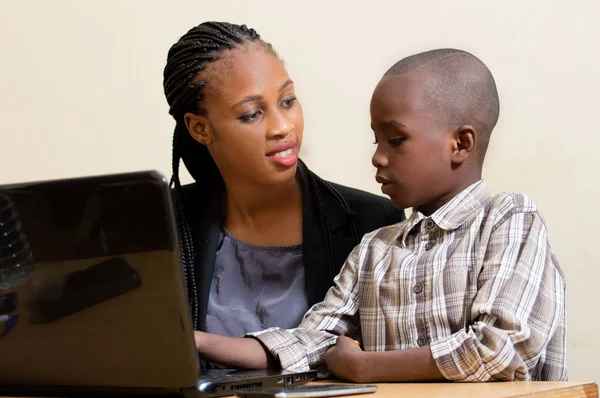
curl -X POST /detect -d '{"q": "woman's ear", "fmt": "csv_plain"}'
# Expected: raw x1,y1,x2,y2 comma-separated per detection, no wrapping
184,112,213,146
450,125,476,165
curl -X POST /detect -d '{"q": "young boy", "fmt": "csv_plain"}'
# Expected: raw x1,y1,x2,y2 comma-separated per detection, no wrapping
195,49,567,383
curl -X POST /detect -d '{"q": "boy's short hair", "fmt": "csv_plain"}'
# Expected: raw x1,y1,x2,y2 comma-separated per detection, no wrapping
385,49,500,155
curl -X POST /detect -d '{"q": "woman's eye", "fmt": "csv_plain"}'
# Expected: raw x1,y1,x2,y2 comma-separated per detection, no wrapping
281,97,296,109
239,110,262,123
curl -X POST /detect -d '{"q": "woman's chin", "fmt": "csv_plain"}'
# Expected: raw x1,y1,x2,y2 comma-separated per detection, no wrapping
264,164,299,185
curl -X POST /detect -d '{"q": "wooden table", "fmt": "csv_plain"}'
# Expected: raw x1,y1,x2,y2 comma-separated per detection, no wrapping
209,381,599,398
332,381,598,397
1,381,596,398
225,381,597,398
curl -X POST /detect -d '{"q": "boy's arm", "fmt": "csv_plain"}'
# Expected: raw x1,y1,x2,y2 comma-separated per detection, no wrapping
324,336,445,382
427,209,566,382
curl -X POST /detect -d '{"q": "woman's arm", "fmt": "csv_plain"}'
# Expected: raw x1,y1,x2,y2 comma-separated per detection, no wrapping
194,331,278,369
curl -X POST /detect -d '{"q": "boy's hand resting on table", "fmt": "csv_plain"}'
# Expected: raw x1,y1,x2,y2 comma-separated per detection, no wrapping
324,336,366,382
324,335,446,383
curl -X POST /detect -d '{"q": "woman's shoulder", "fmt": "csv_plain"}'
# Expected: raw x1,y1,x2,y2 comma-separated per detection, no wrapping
174,182,213,221
178,181,200,199
177,181,215,206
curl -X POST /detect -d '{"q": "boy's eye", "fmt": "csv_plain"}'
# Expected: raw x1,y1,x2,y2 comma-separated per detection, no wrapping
388,137,406,147
372,133,405,146
281,97,296,109
239,110,262,123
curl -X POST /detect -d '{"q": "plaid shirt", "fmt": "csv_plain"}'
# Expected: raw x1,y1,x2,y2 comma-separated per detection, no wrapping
249,181,567,382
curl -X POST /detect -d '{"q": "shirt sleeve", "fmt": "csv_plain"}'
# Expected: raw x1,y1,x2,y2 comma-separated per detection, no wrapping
247,243,363,375
429,209,567,382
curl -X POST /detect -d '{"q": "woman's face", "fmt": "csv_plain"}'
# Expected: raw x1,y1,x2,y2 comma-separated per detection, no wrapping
185,45,304,187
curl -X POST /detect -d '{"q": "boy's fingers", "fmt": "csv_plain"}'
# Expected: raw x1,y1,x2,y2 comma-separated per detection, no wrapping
337,335,362,350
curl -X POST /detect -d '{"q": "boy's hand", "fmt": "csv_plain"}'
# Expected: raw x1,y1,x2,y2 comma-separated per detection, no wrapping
323,336,365,382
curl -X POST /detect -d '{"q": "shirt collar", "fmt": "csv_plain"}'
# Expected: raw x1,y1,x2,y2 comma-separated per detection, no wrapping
400,180,491,245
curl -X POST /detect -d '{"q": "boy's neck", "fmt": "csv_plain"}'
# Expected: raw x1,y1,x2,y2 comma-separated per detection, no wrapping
416,174,482,217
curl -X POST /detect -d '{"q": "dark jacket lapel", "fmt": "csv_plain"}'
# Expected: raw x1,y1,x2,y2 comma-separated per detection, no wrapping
298,165,359,307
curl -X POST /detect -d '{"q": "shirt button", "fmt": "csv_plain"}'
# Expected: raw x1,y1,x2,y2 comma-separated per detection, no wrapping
425,242,434,251
424,219,435,230
417,334,427,347
413,283,423,294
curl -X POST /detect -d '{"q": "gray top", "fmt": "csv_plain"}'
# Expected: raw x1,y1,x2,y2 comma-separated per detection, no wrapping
205,227,309,337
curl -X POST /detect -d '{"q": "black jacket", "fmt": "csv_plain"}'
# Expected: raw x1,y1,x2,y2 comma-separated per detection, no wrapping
179,162,405,331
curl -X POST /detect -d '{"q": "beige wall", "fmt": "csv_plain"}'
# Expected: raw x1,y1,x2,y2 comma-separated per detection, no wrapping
1,0,598,382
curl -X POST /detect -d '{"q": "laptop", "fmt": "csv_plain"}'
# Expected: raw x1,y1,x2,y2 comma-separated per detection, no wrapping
0,170,316,397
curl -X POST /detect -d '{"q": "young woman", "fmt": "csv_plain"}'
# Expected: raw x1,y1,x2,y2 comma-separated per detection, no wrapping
163,21,404,338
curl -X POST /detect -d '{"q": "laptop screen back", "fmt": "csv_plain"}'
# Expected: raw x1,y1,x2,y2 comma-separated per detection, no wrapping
0,171,199,389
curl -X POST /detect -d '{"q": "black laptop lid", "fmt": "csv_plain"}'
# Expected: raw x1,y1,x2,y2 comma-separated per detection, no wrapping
0,171,199,389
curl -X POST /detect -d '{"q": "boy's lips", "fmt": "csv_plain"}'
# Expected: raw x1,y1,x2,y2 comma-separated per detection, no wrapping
376,175,395,195
376,175,392,185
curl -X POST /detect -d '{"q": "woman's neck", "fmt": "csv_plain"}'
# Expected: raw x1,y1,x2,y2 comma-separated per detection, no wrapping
222,175,303,246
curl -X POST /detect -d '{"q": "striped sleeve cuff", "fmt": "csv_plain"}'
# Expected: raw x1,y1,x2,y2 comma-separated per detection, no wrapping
430,332,483,382
246,327,310,371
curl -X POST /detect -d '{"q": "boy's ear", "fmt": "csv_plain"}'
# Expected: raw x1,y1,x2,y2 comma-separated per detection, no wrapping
184,112,214,146
450,125,476,165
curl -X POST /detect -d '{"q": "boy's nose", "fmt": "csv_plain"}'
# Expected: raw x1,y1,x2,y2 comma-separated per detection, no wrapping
372,148,388,168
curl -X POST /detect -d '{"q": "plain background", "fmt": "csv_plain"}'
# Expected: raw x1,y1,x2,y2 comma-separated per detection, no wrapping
1,0,598,383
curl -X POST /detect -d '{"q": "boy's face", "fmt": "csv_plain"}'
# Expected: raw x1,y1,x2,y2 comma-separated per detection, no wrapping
370,73,457,212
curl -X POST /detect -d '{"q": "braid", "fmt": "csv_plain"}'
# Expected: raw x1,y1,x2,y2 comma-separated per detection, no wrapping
170,129,200,329
163,21,273,330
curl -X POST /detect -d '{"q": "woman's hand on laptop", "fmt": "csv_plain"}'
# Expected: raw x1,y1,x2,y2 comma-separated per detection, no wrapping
194,331,278,370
